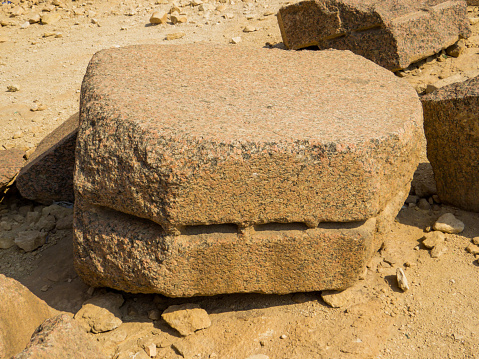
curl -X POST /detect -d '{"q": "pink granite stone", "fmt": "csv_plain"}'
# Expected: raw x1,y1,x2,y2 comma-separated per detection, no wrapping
73,197,377,296
76,44,423,235
422,75,479,211
0,148,24,191
16,113,78,204
277,0,471,71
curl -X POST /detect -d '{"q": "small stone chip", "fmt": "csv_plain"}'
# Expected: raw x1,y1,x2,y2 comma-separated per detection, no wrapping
430,242,448,258
243,25,256,32
165,32,186,40
396,268,409,292
466,243,479,255
230,36,242,44
150,11,168,24
422,231,445,249
7,84,20,92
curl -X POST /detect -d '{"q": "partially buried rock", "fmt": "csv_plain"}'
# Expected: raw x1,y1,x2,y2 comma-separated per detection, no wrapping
433,213,464,234
321,281,371,308
161,303,211,336
14,231,48,252
13,314,107,359
41,13,62,25
430,242,448,258
74,293,124,333
422,231,445,249
396,268,409,292
466,243,479,255
165,32,185,40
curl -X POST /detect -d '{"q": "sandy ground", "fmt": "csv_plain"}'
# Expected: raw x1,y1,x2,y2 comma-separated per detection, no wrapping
1,1,479,358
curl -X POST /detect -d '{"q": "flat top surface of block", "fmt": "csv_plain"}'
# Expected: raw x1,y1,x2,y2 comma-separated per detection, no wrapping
82,44,418,145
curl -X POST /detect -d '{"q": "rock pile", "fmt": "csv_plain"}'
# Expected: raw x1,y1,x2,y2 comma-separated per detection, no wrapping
73,44,422,296
277,0,471,71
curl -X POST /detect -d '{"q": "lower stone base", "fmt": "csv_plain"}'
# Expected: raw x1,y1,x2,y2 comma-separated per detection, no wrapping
73,198,377,297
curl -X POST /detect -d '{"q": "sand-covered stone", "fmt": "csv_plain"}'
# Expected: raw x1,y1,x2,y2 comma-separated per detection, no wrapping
277,0,471,71
74,44,422,296
17,112,78,204
422,76,479,211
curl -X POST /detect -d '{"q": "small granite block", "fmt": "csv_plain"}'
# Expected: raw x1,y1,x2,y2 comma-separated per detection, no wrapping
277,0,471,71
422,76,479,211
73,198,376,296
17,113,78,204
76,44,423,235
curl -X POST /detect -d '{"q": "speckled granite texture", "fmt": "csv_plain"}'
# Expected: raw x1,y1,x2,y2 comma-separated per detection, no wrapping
422,76,479,212
13,314,107,359
74,197,377,296
76,44,423,235
0,148,24,190
277,0,471,71
73,44,422,295
17,112,78,204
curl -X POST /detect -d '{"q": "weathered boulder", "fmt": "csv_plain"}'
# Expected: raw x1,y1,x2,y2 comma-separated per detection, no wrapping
0,274,58,358
16,112,78,204
74,44,422,296
277,0,471,71
13,314,107,359
422,76,479,211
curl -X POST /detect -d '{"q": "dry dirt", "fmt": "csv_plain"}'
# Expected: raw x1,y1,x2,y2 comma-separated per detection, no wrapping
1,1,479,358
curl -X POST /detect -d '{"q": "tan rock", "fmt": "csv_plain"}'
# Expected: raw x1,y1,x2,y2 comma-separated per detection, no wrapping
74,293,124,333
171,13,187,24
14,230,47,252
149,11,167,24
433,213,464,234
422,231,445,249
321,282,371,308
41,12,62,25
431,242,448,258
396,268,409,292
0,274,58,358
13,314,107,359
165,31,185,40
161,304,211,336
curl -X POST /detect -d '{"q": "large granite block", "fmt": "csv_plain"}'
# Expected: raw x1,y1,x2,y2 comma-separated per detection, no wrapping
74,198,377,296
422,76,479,211
17,113,78,204
76,44,422,235
277,0,471,71
74,44,422,295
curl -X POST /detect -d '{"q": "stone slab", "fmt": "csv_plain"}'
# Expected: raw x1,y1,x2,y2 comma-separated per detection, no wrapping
277,0,471,71
73,197,376,296
16,112,78,204
76,44,423,235
421,75,479,211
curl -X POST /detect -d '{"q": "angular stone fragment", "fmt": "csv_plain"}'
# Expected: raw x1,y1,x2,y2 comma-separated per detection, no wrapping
17,113,78,204
277,0,471,71
74,199,377,296
13,314,107,359
74,293,124,333
76,44,422,235
422,76,479,212
161,303,211,336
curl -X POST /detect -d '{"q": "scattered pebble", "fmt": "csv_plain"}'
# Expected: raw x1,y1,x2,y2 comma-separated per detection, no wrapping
430,242,448,258
147,309,161,321
473,237,479,245
171,13,188,24
230,36,242,44
143,343,157,358
29,13,41,24
466,243,479,255
433,213,464,234
422,231,445,249
41,13,62,25
396,268,409,292
417,198,431,210
243,25,256,32
165,32,186,40
7,84,20,92
161,303,211,336
40,284,50,292
446,39,466,58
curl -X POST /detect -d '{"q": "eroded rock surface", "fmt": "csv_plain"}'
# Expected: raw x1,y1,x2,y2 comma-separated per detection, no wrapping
277,0,471,71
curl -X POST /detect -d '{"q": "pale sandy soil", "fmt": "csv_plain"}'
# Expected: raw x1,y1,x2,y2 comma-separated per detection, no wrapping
1,1,479,358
